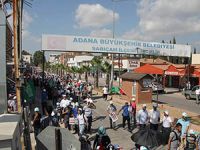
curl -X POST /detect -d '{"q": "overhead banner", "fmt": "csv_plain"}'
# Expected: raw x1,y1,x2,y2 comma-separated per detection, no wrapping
42,34,192,57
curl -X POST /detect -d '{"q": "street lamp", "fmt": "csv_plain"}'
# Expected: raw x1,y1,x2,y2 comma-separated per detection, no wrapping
110,0,132,90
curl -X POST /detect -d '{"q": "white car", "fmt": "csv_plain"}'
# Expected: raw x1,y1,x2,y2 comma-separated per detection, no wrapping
149,82,164,92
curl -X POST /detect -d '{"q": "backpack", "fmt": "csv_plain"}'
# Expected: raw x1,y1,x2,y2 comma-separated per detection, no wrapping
97,135,111,150
171,130,181,142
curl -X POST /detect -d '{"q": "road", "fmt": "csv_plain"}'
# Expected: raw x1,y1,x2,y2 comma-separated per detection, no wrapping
89,94,165,150
153,93,200,114
87,76,200,114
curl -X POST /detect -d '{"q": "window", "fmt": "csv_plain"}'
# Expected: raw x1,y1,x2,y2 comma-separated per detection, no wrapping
132,81,136,96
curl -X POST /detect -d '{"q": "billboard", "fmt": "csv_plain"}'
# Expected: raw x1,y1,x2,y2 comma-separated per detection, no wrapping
42,34,192,57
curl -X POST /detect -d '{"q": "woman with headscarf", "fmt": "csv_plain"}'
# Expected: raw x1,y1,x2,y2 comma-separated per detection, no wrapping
93,126,111,150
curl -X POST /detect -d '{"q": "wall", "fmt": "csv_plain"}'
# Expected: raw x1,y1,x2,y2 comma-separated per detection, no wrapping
192,54,200,64
121,78,152,104
0,9,7,114
121,79,133,101
137,80,152,104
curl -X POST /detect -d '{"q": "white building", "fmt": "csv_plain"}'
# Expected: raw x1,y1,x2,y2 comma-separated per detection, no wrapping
192,54,200,64
22,54,32,64
113,58,140,71
49,54,60,64
67,55,94,67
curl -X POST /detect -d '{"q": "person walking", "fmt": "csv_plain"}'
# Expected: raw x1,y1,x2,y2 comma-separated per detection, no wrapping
93,126,111,150
149,103,160,131
32,107,42,137
137,104,148,129
107,101,117,129
161,110,173,145
168,123,182,150
41,89,48,115
130,98,137,126
177,112,190,146
77,108,88,137
185,129,198,150
195,87,200,104
102,85,109,101
83,102,93,133
118,102,131,131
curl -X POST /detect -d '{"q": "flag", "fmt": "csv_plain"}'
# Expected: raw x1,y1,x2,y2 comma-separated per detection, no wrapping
119,88,126,95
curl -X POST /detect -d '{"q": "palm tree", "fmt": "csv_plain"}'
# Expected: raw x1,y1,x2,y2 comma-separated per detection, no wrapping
91,56,102,88
101,60,111,86
82,65,91,83
70,66,78,79
76,66,84,80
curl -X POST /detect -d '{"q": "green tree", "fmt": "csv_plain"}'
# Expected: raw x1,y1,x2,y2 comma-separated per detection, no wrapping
76,66,84,80
82,65,91,83
194,47,197,54
70,66,78,79
33,51,46,66
91,56,102,88
161,40,165,43
22,50,31,55
101,61,111,86
173,37,176,44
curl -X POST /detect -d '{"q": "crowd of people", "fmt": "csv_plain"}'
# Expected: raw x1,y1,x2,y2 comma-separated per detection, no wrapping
8,72,200,150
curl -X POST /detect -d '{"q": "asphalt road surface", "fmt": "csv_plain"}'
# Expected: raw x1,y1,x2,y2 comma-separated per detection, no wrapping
153,93,200,114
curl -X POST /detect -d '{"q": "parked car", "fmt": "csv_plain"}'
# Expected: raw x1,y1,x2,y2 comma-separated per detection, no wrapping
149,82,164,93
183,85,200,100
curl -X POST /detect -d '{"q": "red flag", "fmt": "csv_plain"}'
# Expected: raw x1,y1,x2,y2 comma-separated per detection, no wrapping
119,88,126,95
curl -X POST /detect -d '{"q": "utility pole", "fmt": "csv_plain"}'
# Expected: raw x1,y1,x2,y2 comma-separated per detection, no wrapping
13,0,21,112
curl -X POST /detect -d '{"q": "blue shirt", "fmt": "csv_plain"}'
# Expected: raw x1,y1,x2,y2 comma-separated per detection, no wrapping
177,118,190,136
122,105,129,117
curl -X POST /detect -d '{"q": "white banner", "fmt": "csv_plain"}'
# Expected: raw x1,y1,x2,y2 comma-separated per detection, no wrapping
42,34,192,57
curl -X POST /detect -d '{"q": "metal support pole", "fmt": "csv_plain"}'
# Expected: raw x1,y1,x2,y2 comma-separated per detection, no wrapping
55,128,62,150
118,53,120,87
109,1,116,90
0,9,8,114
42,50,45,87
13,0,21,112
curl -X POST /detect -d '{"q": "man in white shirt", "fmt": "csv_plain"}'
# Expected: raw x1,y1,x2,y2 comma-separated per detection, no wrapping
60,95,71,108
77,108,88,137
102,85,109,101
195,87,200,104
83,102,93,133
162,110,173,144
149,103,160,131
137,104,148,129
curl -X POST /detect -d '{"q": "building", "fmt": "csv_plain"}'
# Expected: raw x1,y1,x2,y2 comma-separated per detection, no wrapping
49,54,60,64
67,55,94,67
22,54,32,64
120,72,153,103
192,54,200,64
134,63,200,89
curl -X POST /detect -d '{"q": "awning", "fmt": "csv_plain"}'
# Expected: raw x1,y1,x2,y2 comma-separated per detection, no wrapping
165,65,179,76
134,64,164,75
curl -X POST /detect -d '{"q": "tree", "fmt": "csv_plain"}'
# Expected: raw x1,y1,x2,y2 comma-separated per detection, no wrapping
91,56,102,88
194,47,197,54
161,40,165,43
82,65,91,83
22,50,31,55
101,61,111,86
33,51,46,66
76,66,84,80
70,66,78,79
173,37,176,44
169,40,172,44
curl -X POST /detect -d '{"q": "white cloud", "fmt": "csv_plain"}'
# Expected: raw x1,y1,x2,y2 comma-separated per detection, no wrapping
90,28,112,38
123,0,200,41
75,4,119,28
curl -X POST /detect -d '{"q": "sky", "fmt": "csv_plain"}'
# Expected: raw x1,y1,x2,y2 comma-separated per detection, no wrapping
21,0,200,54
